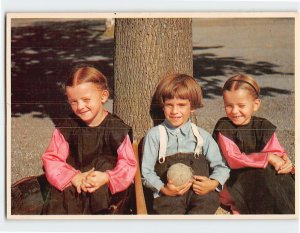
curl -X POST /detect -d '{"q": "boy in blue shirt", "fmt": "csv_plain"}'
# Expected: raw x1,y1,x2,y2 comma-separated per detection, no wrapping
142,73,230,214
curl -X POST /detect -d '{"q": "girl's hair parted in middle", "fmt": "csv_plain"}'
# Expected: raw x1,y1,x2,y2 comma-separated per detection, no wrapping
66,64,109,92
222,74,260,99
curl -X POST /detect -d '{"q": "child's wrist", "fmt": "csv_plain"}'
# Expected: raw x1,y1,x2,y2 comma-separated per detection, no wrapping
160,185,166,193
71,172,79,182
71,173,81,187
160,185,171,196
267,153,273,162
104,172,109,184
210,179,220,191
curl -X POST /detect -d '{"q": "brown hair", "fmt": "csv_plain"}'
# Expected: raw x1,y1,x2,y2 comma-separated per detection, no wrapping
222,74,260,99
155,73,203,109
66,64,109,92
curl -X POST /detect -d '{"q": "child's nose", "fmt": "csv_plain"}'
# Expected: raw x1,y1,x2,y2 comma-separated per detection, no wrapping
77,100,85,110
232,106,239,113
171,106,178,114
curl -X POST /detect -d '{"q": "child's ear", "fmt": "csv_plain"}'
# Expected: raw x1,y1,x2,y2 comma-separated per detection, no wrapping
101,90,109,103
253,98,261,112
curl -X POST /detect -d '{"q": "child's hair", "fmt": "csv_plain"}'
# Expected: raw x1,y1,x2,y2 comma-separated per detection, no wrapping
155,73,203,109
66,64,109,92
222,74,260,99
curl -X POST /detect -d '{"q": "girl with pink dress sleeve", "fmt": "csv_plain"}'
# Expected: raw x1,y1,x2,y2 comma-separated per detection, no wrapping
41,65,137,214
213,74,295,214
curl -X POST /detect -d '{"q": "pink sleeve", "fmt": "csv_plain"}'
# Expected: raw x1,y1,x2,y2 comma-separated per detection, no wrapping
105,135,137,194
261,133,295,173
218,132,273,169
42,129,79,191
260,133,286,154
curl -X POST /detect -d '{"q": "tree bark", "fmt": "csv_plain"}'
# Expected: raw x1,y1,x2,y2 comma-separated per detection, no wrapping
114,18,193,143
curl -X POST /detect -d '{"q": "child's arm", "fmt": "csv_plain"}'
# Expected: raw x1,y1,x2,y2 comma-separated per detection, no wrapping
141,128,165,197
201,129,230,190
217,132,269,168
218,132,293,173
42,129,80,191
192,176,219,195
262,133,293,174
85,135,137,194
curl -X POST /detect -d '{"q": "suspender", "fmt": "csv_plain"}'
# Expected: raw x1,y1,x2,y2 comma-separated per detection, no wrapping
191,123,203,158
158,125,167,164
158,123,203,164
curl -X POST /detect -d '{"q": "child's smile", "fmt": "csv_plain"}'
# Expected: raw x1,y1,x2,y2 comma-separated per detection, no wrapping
223,89,260,126
163,98,193,128
66,83,108,127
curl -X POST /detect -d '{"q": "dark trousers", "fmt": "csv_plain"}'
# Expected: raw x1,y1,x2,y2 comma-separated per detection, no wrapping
227,165,295,214
153,189,220,214
153,152,220,214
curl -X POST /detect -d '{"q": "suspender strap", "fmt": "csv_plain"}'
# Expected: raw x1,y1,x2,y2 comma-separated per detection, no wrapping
158,125,167,164
191,123,203,158
158,123,203,163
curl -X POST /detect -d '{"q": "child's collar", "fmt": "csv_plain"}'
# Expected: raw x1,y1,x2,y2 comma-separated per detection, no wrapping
163,119,191,135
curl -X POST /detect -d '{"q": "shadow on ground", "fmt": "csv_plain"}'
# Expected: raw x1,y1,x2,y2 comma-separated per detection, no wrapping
11,19,114,125
193,48,293,99
11,20,294,125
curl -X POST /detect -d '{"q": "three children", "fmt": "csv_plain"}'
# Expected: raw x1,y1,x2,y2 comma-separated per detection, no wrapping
42,66,295,215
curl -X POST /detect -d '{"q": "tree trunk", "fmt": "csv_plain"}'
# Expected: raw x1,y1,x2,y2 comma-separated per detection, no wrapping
114,18,193,143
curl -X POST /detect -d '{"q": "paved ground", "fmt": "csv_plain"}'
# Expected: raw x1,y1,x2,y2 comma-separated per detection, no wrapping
9,18,295,212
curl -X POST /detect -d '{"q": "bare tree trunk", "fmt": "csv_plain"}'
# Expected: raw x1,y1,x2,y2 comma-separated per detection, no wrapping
114,18,193,143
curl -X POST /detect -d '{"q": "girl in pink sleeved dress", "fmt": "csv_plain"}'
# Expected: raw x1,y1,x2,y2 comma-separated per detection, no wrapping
41,65,137,214
213,74,295,214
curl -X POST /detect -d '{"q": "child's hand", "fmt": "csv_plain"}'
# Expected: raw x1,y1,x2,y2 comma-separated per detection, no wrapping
268,153,287,173
192,176,219,195
83,171,109,193
71,168,95,193
277,154,293,174
160,180,192,197
71,173,84,193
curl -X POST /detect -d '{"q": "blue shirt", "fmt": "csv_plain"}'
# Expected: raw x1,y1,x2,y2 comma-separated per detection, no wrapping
142,119,230,197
